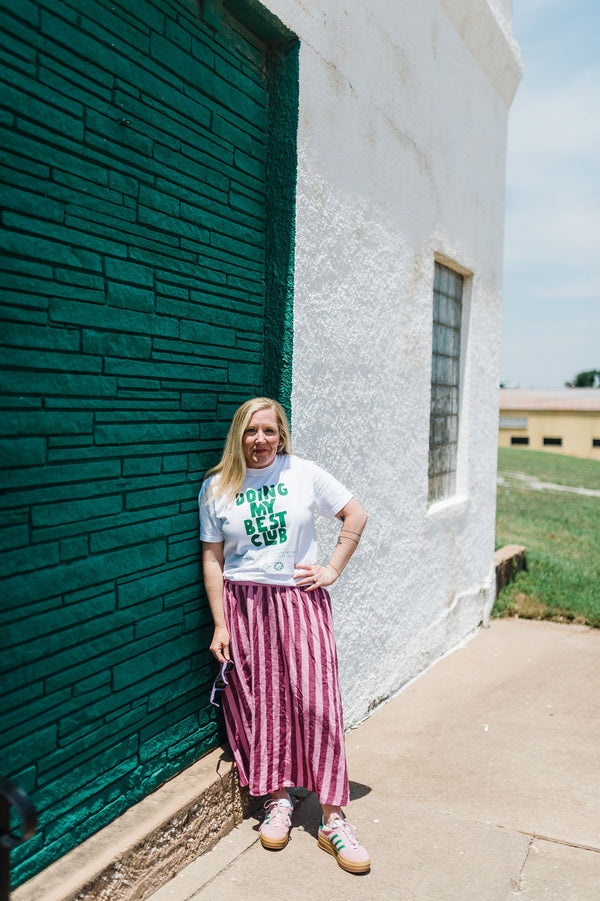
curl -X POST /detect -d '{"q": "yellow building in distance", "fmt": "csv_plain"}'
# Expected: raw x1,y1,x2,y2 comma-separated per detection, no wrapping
498,389,600,460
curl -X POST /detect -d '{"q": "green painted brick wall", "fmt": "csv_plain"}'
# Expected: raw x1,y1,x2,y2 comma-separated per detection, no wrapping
0,0,297,886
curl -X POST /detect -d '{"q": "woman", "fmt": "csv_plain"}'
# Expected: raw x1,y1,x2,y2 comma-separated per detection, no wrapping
199,397,370,873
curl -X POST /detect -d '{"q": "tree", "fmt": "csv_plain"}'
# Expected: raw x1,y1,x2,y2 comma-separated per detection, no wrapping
565,369,600,388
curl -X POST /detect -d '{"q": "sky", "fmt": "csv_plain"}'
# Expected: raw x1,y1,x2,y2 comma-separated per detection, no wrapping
500,0,600,388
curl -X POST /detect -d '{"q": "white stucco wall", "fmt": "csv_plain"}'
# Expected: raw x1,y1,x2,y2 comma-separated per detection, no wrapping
267,0,522,725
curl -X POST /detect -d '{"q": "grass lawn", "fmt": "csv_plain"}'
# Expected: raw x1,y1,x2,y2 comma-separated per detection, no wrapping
494,447,600,628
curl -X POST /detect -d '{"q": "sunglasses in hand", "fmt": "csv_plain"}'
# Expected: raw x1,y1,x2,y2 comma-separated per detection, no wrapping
210,659,234,707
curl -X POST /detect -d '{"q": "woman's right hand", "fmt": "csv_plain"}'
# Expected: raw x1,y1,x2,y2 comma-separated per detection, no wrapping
210,625,231,663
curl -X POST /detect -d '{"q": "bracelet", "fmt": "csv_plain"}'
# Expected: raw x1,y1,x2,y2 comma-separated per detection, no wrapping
327,562,342,579
340,529,361,537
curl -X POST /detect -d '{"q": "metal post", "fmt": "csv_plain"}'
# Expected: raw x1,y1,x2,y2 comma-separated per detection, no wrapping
0,792,9,901
0,778,38,901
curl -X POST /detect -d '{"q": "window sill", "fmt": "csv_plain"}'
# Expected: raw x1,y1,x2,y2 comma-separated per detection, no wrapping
426,494,469,517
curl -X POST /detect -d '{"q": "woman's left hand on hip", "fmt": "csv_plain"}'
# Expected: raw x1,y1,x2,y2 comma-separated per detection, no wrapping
293,563,338,591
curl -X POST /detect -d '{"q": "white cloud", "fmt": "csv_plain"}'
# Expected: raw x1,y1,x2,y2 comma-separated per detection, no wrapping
507,68,600,163
504,32,600,286
501,1,599,387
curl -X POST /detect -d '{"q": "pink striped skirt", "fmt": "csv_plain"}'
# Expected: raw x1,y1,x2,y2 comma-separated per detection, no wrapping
221,580,349,807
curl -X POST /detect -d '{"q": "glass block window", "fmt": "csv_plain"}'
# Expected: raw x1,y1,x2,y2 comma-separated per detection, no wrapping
428,261,464,502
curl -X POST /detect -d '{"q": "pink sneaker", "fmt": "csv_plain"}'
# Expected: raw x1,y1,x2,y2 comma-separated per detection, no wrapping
318,817,371,873
259,797,293,850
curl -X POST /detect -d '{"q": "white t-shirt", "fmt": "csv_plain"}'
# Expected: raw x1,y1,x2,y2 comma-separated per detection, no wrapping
198,454,352,586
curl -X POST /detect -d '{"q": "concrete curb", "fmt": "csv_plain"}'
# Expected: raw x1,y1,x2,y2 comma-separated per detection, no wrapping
494,544,527,597
13,747,256,901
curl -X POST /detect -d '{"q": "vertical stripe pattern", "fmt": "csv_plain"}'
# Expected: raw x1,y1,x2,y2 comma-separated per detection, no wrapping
221,580,350,807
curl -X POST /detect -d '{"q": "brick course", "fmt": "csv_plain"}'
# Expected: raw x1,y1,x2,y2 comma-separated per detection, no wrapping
0,0,297,886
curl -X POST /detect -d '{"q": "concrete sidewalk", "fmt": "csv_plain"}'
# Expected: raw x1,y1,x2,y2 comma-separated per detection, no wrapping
148,619,600,901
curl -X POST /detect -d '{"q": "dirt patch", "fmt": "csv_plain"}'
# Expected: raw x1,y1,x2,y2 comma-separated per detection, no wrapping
507,593,549,619
497,592,590,627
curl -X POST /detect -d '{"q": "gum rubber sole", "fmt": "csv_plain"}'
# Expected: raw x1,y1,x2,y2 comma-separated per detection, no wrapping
260,832,289,850
317,832,371,874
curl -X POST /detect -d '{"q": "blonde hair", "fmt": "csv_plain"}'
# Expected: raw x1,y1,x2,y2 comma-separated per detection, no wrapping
203,397,292,501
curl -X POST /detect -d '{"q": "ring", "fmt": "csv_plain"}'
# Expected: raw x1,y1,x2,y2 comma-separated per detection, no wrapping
313,577,317,583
